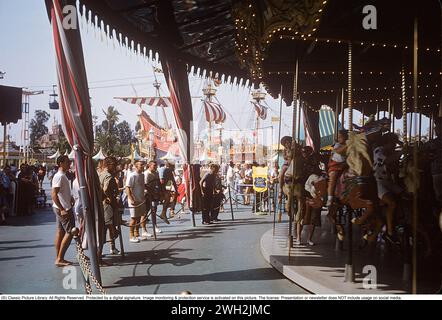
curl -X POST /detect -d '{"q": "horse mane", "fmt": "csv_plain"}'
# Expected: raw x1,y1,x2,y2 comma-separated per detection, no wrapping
346,131,373,176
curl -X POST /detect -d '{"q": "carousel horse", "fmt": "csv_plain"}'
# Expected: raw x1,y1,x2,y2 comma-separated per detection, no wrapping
279,144,305,223
399,145,441,258
326,131,382,242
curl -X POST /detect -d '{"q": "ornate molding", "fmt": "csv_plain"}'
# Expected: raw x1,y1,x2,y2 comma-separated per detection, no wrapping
233,0,326,81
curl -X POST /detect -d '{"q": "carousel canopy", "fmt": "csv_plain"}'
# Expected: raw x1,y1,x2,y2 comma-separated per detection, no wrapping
79,0,440,117
92,148,107,161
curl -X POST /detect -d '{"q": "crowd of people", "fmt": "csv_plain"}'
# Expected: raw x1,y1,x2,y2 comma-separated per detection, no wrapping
0,162,49,224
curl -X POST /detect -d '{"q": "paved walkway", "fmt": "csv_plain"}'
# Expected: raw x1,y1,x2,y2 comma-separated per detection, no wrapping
0,202,306,294
260,211,441,294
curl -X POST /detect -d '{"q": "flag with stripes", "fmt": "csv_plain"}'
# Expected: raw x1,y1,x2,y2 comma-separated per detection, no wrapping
204,100,226,124
251,102,268,120
115,96,172,108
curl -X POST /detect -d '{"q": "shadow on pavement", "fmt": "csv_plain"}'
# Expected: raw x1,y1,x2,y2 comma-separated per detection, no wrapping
108,267,284,288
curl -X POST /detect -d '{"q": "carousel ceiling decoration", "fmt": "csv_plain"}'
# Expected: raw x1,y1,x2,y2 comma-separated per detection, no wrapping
232,0,327,81
77,0,440,116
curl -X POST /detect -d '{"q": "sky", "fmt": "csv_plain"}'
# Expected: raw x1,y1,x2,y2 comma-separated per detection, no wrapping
0,0,429,150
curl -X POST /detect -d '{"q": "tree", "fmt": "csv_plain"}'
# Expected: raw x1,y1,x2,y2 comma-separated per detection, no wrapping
95,106,134,157
117,121,133,145
30,110,50,147
52,125,70,154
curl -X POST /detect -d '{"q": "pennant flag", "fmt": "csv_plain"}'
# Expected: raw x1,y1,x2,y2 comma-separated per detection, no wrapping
115,96,172,108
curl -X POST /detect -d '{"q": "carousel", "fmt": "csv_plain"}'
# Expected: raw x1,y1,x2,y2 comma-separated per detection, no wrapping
45,0,441,294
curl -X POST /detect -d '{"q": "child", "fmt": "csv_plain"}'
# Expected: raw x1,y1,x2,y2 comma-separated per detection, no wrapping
327,129,348,206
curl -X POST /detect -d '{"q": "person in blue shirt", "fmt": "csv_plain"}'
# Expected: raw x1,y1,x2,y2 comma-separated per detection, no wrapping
158,160,178,223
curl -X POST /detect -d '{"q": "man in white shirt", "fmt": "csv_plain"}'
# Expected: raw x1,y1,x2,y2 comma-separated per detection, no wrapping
226,161,235,189
125,160,146,243
51,155,75,267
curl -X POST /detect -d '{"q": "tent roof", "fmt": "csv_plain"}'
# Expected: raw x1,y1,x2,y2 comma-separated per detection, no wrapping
79,0,440,117
68,149,75,160
92,148,107,160
48,149,60,159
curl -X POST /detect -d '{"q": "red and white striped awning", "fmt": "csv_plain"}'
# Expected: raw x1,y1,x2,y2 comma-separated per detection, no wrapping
115,96,172,108
204,101,226,124
252,102,268,120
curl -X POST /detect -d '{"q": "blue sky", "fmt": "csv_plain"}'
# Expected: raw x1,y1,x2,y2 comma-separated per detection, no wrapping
0,0,426,149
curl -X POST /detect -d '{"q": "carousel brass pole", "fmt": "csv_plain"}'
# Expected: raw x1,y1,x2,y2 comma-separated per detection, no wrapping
412,17,419,294
273,84,283,235
334,92,339,140
429,113,433,139
418,112,422,144
362,107,365,126
341,88,345,129
2,123,6,167
402,66,408,145
288,59,299,256
387,99,391,129
344,42,354,283
376,103,379,121
297,98,302,143
392,102,395,133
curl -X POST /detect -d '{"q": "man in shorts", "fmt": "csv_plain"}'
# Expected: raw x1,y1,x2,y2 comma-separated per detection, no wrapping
99,157,120,254
51,155,75,267
125,159,146,243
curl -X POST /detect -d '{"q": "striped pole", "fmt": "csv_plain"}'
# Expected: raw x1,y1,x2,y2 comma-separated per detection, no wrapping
402,65,408,145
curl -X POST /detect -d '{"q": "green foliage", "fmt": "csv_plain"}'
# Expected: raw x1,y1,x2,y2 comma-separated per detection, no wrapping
29,110,50,146
94,106,134,157
51,125,70,154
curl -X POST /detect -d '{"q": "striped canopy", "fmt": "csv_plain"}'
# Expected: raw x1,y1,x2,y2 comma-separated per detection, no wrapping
204,101,226,124
319,106,342,147
251,102,268,120
115,96,172,108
